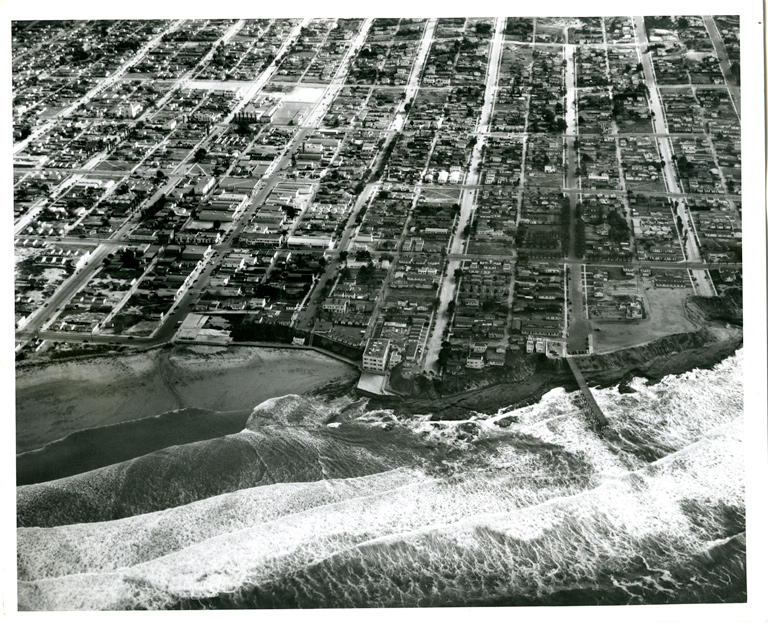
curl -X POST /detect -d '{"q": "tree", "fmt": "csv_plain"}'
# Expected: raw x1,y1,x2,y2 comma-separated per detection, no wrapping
481,299,498,313
234,119,252,135
358,262,375,285
730,61,740,84
193,147,208,162
437,341,451,370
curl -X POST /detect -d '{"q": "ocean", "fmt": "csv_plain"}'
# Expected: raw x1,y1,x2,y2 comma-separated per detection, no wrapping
16,350,745,610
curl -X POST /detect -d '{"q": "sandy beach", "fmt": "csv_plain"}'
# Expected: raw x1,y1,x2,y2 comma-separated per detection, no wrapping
16,345,358,454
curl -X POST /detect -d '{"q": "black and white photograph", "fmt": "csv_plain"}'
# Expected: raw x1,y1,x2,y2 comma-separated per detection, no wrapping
3,0,766,618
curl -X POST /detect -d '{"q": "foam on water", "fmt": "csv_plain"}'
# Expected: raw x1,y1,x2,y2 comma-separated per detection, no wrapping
18,468,428,582
17,351,745,610
245,394,366,430
17,400,428,528
26,419,739,609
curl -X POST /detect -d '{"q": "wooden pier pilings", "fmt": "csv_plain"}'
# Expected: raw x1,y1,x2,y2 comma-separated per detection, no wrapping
567,357,609,433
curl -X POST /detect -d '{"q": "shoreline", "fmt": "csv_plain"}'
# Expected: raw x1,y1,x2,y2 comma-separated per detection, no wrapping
16,324,743,443
16,344,358,454
15,293,743,478
369,324,743,421
15,327,742,485
367,292,744,420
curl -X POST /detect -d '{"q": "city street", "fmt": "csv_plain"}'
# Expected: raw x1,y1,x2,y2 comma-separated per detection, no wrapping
633,16,715,296
703,16,741,117
13,17,738,359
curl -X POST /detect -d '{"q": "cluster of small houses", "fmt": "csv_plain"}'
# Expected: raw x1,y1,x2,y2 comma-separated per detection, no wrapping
620,136,664,189
355,186,413,250
347,19,425,86
689,198,742,263
134,20,238,79
672,135,725,195
272,18,363,83
195,19,291,81
421,18,493,87
517,190,566,257
13,17,743,367
481,137,523,185
13,21,165,134
629,194,685,262
470,186,519,250
581,194,633,261
579,136,621,189
15,243,92,328
649,18,727,85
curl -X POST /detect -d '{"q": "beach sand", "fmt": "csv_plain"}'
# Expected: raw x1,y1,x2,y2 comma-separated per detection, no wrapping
16,345,358,454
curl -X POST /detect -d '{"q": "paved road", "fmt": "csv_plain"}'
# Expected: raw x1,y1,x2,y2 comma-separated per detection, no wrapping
703,16,741,117
292,180,377,329
26,103,312,349
137,21,364,338
13,22,90,68
476,16,506,133
633,16,715,297
17,16,733,355
302,19,373,128
439,184,742,203
13,20,185,157
16,244,111,340
422,259,459,374
392,18,436,132
14,171,179,342
421,17,507,373
563,41,592,353
15,174,84,236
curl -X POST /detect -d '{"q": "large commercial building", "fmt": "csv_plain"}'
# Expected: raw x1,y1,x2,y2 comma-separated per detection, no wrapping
362,338,391,373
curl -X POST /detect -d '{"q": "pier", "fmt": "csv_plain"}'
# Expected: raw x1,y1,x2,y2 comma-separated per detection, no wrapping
567,357,609,432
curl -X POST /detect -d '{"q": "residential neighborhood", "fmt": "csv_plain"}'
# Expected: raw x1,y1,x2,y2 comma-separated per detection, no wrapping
13,16,742,393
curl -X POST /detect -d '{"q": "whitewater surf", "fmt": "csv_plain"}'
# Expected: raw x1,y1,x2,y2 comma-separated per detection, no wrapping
17,351,745,609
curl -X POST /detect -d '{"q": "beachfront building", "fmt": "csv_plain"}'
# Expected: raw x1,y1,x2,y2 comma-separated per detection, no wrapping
362,338,391,373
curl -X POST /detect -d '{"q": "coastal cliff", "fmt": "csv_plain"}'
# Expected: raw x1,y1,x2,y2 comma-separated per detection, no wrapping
375,291,743,420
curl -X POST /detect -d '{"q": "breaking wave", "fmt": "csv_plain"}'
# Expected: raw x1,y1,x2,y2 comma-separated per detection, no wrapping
17,351,744,609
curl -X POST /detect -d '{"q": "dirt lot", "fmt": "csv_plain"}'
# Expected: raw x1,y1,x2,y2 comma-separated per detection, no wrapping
592,282,698,353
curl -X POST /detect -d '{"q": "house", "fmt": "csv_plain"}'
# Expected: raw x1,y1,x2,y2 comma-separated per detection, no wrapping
487,349,505,366
323,297,348,314
180,245,211,261
466,354,485,369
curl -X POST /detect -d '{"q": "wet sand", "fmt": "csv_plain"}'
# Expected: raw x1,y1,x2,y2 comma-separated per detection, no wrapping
16,345,358,454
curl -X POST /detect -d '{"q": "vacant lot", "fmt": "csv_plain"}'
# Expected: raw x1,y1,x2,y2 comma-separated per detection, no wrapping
592,283,698,353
